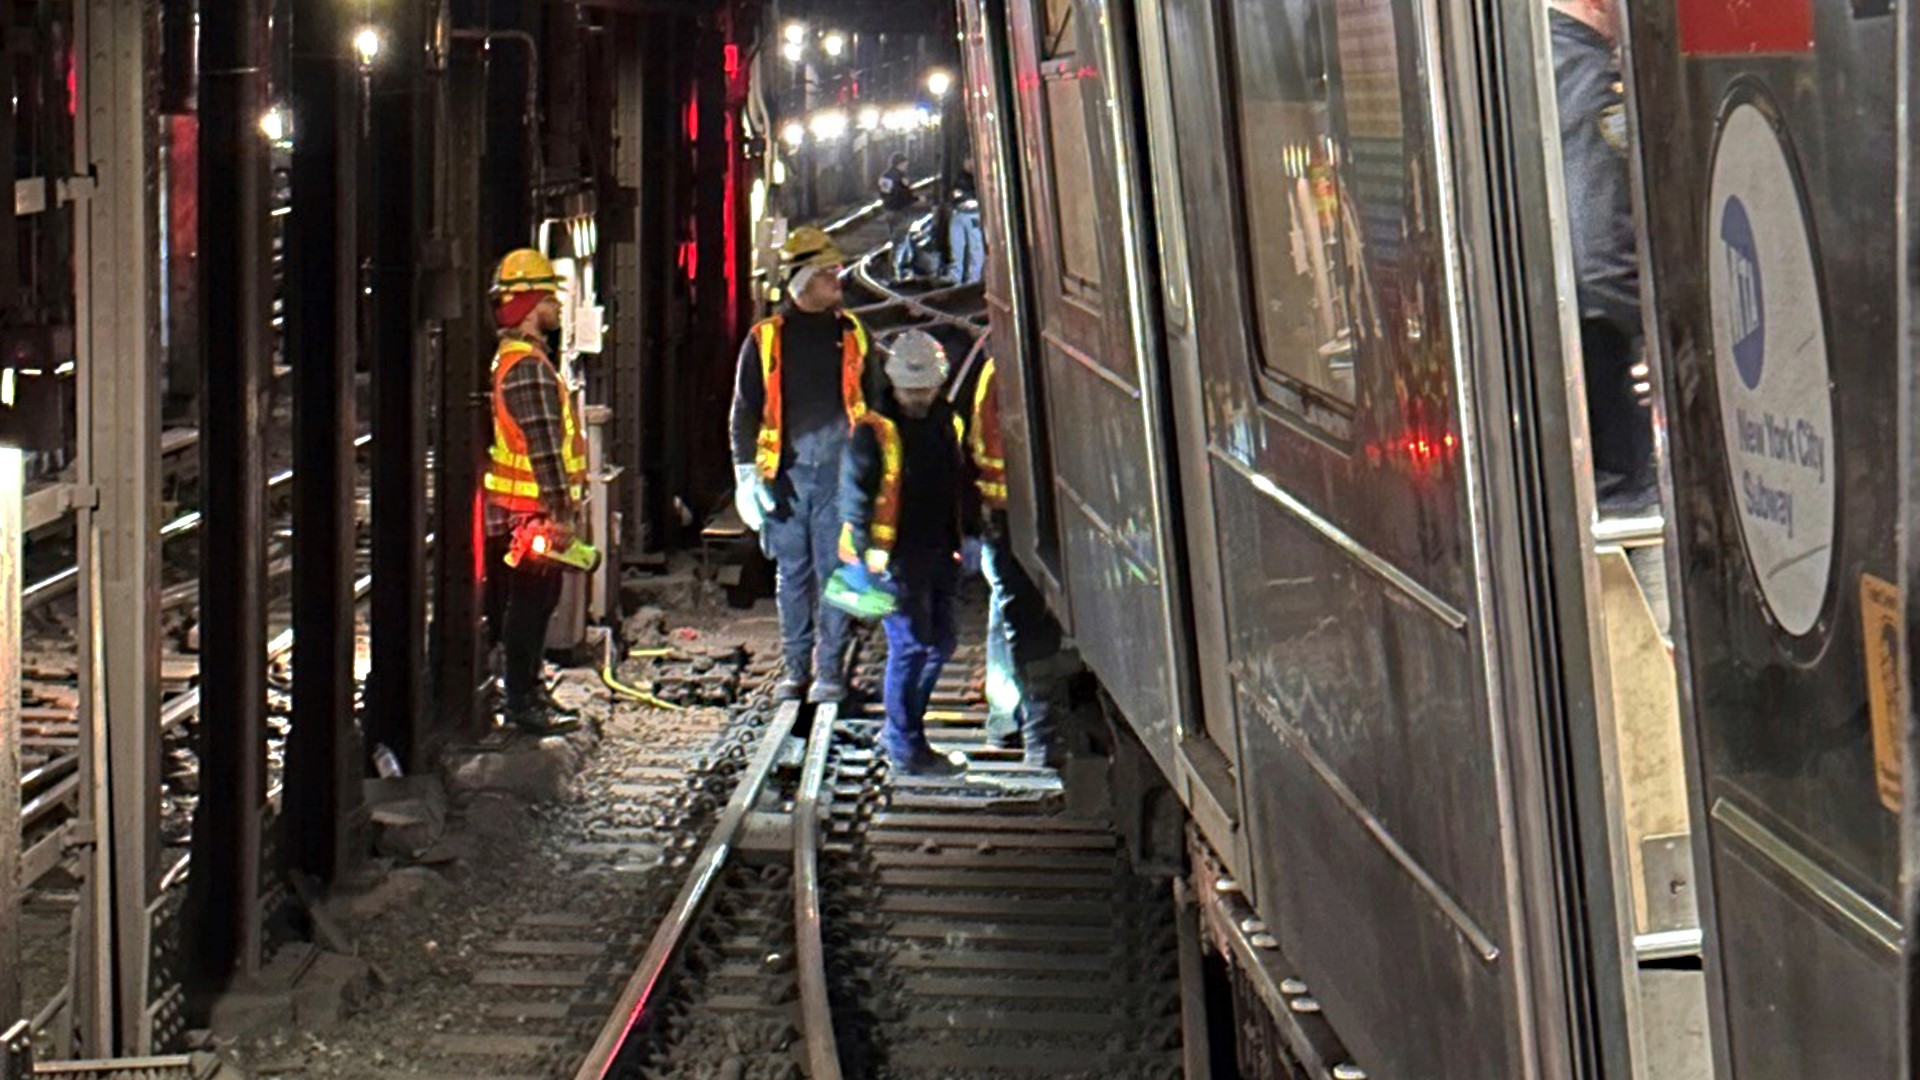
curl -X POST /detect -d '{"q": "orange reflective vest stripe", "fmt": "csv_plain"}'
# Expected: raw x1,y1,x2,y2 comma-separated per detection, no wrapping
840,410,967,574
483,338,589,514
969,357,1008,508
752,311,872,480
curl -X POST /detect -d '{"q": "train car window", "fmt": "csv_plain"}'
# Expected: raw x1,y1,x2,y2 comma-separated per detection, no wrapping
1044,72,1103,296
1222,0,1358,412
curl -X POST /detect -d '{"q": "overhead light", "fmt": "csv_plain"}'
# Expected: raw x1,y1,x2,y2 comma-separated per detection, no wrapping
781,121,805,149
353,26,383,66
258,105,289,142
926,69,952,98
858,106,881,130
781,40,804,64
822,32,846,58
808,109,848,141
784,22,806,46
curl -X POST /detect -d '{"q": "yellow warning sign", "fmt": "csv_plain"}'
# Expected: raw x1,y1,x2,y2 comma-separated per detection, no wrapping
1859,573,1903,813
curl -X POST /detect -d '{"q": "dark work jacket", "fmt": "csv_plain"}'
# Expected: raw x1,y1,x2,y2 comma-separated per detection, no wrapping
729,306,880,470
840,398,975,575
879,166,916,212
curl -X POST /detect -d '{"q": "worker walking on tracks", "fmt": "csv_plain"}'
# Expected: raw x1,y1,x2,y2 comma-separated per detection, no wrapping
839,331,972,777
878,153,919,282
965,354,1057,771
731,227,879,703
483,248,586,736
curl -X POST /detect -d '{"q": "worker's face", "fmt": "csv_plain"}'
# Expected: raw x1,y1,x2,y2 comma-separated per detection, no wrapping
537,295,563,332
1562,0,1620,40
894,385,938,418
795,265,843,310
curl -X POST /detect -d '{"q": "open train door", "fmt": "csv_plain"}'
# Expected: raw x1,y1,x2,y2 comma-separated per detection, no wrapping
1625,1,1916,1075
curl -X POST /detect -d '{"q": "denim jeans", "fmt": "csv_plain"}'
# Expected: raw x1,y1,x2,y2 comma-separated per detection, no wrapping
880,558,959,762
946,210,985,284
887,210,916,279
980,539,1055,759
762,460,851,685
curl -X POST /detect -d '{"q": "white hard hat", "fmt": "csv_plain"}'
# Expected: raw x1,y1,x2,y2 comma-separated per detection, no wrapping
885,330,950,390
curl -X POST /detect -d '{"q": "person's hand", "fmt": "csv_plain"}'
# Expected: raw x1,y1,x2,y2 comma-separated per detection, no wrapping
733,464,775,532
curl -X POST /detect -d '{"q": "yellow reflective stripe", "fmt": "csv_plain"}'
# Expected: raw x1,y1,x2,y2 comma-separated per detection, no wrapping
872,523,897,543
976,480,1008,502
483,473,542,498
491,444,533,469
845,311,869,354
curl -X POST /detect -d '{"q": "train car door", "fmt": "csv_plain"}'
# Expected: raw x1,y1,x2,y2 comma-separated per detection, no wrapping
1625,1,1912,1075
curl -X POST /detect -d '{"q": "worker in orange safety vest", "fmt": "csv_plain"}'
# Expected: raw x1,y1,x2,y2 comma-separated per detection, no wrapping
482,247,587,736
729,226,880,702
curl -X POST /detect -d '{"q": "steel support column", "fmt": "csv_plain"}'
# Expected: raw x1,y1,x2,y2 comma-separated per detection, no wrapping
0,449,23,1031
366,1,428,769
72,0,162,1054
186,0,271,987
612,23,647,557
431,44,488,738
285,0,363,884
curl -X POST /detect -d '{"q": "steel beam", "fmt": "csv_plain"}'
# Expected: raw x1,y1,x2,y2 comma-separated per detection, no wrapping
431,44,488,738
285,0,363,885
366,0,428,769
1,450,23,1032
183,0,272,988
71,0,162,1055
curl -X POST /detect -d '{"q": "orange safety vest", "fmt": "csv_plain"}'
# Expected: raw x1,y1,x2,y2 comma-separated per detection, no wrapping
969,358,1008,508
839,410,966,573
483,337,589,514
752,311,872,479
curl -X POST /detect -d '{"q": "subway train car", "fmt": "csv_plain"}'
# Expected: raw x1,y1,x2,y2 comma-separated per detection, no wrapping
954,0,1920,1076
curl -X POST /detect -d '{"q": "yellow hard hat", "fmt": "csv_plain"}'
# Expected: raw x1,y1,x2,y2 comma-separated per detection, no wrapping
492,248,560,298
780,226,845,273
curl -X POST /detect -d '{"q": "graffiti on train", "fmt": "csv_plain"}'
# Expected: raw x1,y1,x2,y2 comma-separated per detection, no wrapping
1708,99,1835,638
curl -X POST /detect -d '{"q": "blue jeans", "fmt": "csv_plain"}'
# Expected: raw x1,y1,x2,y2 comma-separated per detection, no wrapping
763,460,851,686
980,538,1055,760
887,210,915,279
881,559,959,762
946,210,984,284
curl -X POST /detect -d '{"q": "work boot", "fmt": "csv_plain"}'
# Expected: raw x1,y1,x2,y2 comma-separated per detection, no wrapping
775,673,809,702
887,743,967,778
540,685,581,719
505,699,581,737
807,679,846,705
985,725,1023,751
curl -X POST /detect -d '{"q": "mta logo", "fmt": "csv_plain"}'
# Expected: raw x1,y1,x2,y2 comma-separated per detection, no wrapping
1721,196,1764,390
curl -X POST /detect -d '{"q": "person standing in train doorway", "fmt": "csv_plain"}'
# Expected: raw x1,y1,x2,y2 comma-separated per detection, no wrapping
483,248,586,736
1550,0,1657,517
964,352,1058,771
731,226,879,703
878,153,919,282
839,331,973,778
945,156,986,286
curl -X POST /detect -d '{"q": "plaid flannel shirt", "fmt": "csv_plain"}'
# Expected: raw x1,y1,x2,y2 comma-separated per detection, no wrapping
484,336,576,537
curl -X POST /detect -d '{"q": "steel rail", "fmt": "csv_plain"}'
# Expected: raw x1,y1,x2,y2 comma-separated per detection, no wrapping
850,242,988,336
22,432,372,610
793,703,843,1080
574,699,803,1080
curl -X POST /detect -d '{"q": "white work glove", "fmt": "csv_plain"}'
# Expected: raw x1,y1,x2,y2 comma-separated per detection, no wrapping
733,464,776,532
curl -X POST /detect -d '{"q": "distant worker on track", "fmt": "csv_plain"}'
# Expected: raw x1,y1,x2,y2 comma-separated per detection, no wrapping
945,155,985,286
839,331,973,777
483,248,586,737
731,226,878,703
965,354,1056,770
878,153,919,282
1550,0,1655,516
